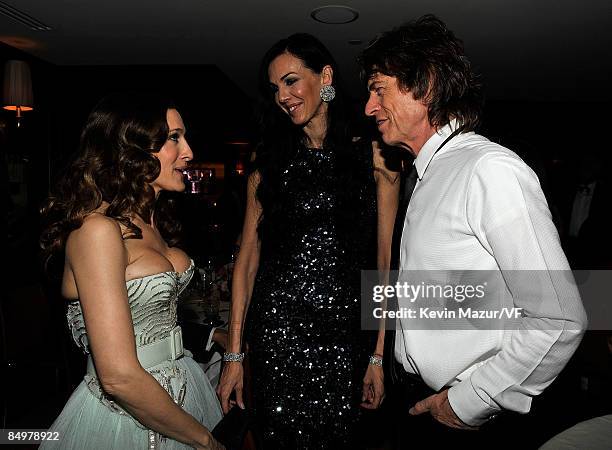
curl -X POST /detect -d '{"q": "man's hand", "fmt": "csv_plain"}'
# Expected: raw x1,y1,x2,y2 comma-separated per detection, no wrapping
361,364,385,409
409,389,478,430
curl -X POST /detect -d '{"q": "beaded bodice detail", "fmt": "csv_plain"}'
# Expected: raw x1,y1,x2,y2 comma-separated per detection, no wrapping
64,260,195,440
63,260,203,446
66,260,195,354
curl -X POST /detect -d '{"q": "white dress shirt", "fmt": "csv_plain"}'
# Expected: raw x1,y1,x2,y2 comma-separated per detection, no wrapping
396,122,587,426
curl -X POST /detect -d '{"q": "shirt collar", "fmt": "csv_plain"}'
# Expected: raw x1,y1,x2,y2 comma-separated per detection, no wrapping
413,120,458,180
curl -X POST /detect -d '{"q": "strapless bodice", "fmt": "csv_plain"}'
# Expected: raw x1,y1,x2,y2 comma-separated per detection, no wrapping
44,259,224,447
67,260,195,354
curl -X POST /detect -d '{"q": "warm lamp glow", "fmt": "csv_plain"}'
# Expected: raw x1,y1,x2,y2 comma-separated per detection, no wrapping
3,60,34,127
3,105,33,111
236,160,245,175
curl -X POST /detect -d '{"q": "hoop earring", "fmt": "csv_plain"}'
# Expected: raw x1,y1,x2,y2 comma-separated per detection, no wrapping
320,85,336,102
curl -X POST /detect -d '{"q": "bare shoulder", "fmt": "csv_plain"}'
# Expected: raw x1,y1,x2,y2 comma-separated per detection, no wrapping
246,171,262,197
371,140,385,161
248,170,261,185
68,214,123,245
65,214,127,264
371,140,400,183
63,214,128,298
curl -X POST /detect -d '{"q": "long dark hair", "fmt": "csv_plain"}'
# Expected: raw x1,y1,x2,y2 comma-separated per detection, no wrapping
359,14,483,132
253,33,356,240
40,93,182,271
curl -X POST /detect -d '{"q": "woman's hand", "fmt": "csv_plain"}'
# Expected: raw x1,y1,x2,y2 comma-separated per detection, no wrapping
196,431,226,450
216,362,245,414
361,364,385,409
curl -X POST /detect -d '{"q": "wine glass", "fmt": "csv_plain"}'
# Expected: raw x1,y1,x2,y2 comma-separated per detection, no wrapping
183,168,207,194
198,260,223,326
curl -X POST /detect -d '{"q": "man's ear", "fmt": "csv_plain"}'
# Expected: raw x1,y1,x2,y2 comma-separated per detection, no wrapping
321,65,334,86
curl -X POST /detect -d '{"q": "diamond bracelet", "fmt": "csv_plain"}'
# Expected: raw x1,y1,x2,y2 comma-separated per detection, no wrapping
223,352,245,363
369,355,383,367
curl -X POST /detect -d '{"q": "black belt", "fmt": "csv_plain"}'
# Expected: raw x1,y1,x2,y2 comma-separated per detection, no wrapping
391,360,425,385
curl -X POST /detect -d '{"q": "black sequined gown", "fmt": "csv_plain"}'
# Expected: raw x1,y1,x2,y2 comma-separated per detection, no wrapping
246,140,377,449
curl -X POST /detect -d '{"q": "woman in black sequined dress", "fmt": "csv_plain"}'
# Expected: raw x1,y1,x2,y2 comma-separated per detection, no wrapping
217,34,399,449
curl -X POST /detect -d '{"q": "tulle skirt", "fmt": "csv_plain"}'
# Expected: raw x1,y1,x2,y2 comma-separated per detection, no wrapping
40,354,222,449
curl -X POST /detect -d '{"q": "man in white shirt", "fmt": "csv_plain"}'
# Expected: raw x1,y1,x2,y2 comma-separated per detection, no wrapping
360,14,587,444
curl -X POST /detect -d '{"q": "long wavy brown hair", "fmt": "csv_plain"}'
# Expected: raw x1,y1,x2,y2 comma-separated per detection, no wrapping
40,93,183,273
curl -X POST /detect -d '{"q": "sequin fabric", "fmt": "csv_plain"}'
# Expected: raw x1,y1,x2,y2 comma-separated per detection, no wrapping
246,141,377,449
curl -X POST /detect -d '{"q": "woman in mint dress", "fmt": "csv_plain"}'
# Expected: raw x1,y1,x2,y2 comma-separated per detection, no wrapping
40,93,224,449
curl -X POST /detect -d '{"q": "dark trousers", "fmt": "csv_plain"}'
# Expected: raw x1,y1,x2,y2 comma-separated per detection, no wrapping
385,367,536,450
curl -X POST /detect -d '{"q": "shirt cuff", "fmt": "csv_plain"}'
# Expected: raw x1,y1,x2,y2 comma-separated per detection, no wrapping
447,378,501,426
204,328,216,352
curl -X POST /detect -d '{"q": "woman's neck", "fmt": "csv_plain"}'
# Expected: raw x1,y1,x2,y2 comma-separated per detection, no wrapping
302,106,328,149
133,212,155,229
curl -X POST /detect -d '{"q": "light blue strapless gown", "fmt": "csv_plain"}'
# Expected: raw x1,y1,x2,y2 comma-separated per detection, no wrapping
41,261,223,449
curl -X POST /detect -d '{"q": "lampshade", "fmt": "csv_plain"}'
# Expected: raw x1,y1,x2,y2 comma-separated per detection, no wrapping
3,60,34,117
